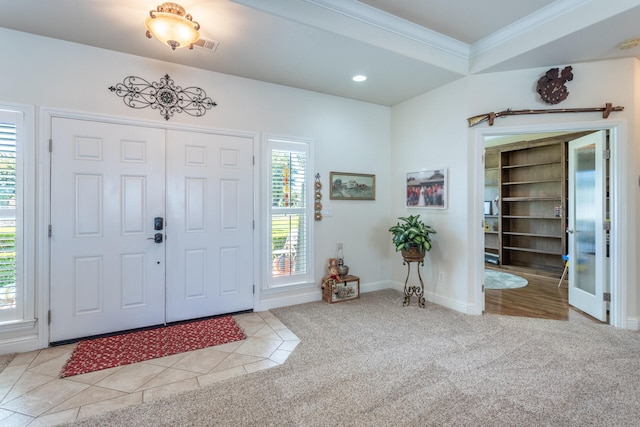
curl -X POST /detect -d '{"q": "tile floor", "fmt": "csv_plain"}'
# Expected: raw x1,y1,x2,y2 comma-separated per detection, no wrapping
0,311,299,426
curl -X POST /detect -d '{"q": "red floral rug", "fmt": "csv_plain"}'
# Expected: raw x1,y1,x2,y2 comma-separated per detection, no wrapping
59,316,245,378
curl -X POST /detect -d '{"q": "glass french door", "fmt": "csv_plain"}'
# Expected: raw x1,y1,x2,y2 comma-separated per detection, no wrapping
567,131,607,321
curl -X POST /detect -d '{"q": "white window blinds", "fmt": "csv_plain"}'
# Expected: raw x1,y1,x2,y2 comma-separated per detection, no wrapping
268,139,311,287
0,122,17,314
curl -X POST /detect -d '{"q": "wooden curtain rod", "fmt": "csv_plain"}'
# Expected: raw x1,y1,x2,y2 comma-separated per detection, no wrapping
467,103,624,127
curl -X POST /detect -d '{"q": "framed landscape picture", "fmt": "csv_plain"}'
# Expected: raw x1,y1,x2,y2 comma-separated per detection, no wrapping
406,168,447,209
330,172,375,200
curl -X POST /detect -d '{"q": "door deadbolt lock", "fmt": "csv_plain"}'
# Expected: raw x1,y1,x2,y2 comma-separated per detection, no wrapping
147,233,163,243
154,217,164,231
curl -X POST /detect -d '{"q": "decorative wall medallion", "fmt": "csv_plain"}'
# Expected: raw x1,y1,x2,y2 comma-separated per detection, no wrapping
536,66,573,104
108,74,217,120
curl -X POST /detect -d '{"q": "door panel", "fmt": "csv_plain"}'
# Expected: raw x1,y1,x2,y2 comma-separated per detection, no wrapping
568,131,606,321
165,130,254,322
50,118,166,342
50,120,254,342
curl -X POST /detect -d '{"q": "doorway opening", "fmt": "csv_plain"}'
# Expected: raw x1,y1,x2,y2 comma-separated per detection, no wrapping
477,123,621,325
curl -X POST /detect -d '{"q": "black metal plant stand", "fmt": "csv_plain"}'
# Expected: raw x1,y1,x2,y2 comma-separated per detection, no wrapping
402,258,425,308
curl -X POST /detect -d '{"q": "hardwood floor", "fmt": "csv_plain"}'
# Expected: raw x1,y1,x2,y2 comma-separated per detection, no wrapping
483,267,601,324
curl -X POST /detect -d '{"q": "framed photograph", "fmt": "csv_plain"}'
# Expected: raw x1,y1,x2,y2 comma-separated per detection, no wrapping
330,172,375,200
406,168,447,209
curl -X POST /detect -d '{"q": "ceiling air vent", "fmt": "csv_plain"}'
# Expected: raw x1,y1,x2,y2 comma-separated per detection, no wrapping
193,38,220,51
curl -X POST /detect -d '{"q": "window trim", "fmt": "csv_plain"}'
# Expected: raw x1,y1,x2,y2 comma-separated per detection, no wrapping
0,104,35,329
262,135,314,291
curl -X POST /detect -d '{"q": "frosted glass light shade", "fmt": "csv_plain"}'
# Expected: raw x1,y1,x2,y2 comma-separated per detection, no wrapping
145,3,200,50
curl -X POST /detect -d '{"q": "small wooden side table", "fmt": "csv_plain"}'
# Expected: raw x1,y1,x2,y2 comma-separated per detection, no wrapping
322,274,360,303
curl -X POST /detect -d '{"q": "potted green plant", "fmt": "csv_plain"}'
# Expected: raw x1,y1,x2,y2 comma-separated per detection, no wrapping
388,214,436,262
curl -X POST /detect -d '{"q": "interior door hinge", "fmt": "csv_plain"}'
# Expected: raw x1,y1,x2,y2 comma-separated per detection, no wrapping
253,155,255,166
253,284,255,295
253,220,255,230
48,310,51,325
49,139,52,153
48,224,52,237
603,220,611,231
603,292,611,302
603,149,610,159
482,284,485,292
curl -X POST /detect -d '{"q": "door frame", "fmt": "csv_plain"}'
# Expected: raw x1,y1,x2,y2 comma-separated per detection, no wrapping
37,108,259,347
473,119,628,328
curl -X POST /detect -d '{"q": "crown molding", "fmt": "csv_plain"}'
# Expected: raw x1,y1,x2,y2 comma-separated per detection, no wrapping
303,0,469,59
232,0,470,63
470,0,590,57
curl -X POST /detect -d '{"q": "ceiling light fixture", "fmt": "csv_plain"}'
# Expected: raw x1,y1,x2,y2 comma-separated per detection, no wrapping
145,2,200,50
352,75,367,82
618,37,640,50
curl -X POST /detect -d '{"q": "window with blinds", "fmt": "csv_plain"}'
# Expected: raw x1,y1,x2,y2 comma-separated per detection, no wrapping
0,122,16,313
268,138,311,287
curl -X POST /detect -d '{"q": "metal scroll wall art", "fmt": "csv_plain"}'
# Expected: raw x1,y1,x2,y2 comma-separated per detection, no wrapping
108,74,216,120
314,173,323,221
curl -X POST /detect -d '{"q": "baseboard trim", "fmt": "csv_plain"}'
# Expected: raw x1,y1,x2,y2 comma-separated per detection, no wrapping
360,280,390,293
257,291,321,311
258,280,392,312
0,334,40,355
389,280,479,314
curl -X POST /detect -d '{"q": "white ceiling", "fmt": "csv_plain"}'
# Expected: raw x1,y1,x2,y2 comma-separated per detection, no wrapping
2,0,640,106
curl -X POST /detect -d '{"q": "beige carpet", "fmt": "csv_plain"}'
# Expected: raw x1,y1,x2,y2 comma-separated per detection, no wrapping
65,289,640,426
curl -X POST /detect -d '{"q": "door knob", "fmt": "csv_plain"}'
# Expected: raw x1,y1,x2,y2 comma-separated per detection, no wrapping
566,228,574,234
147,233,163,243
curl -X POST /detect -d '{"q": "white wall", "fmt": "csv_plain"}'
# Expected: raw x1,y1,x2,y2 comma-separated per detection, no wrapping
391,58,639,327
2,27,638,353
390,79,475,312
0,28,391,351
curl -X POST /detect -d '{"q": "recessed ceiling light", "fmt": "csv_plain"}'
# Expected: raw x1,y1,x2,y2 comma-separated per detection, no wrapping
352,75,367,82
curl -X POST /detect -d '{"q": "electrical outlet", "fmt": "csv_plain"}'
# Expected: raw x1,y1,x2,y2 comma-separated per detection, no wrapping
438,272,445,282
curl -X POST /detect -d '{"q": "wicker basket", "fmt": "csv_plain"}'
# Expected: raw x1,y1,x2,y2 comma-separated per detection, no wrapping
321,278,337,303
401,246,426,262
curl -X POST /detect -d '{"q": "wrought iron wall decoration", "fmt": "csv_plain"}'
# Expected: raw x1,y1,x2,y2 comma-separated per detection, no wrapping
108,74,216,120
314,173,323,221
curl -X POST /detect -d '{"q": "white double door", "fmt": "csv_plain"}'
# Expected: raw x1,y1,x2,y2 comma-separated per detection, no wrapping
49,118,254,342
